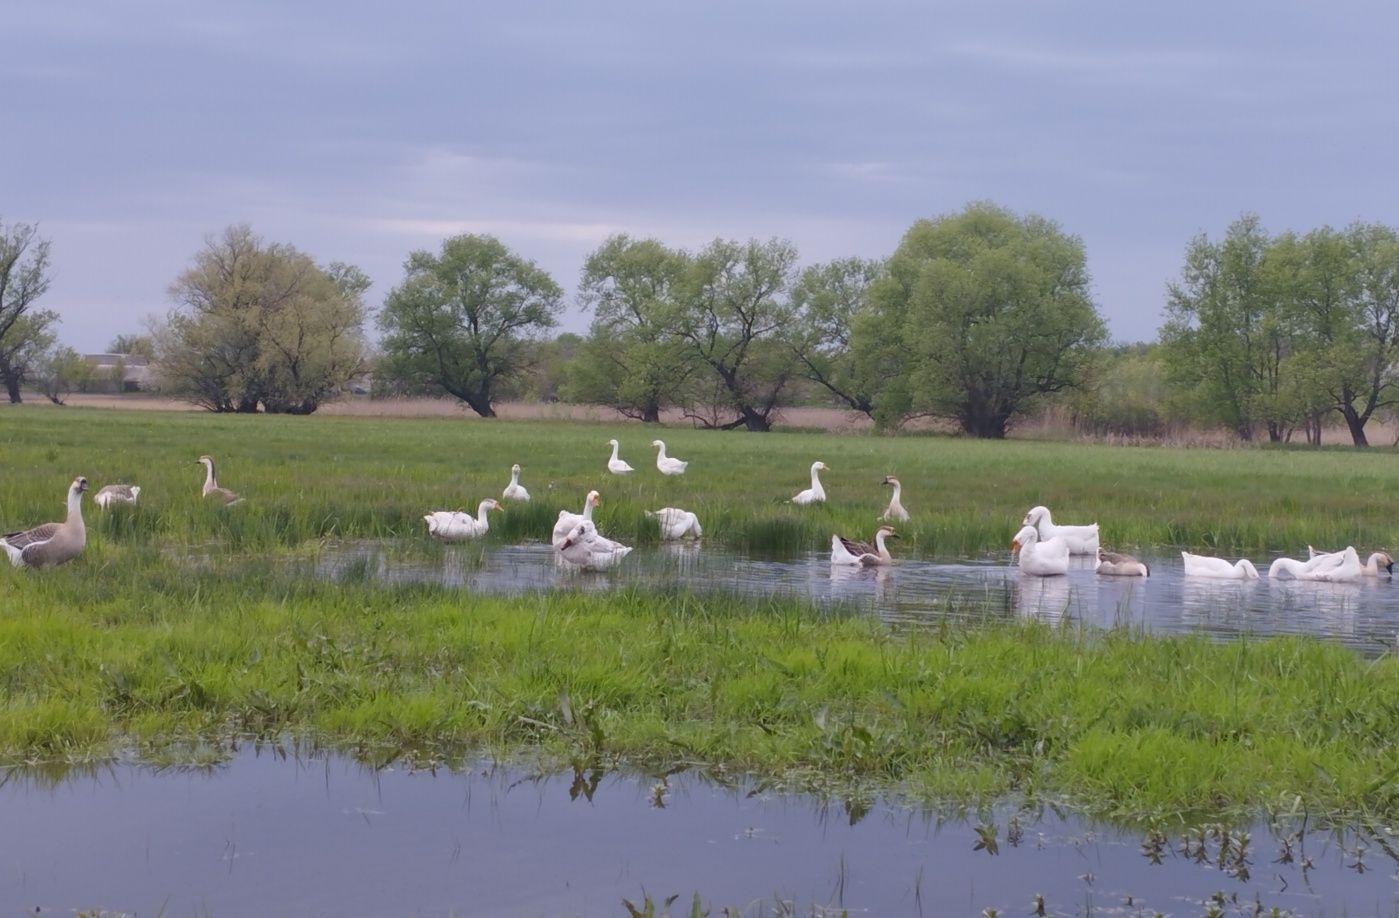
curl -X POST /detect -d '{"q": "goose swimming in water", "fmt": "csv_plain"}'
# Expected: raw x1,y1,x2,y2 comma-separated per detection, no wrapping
606,439,635,475
502,464,530,502
555,519,633,570
197,455,242,505
830,525,898,566
1308,545,1393,576
1095,549,1149,577
652,440,689,476
2,476,89,568
94,483,141,509
552,490,601,546
1181,552,1260,579
789,461,828,505
1011,524,1070,576
1021,505,1098,555
648,507,702,540
424,499,502,541
880,476,909,522
1270,547,1364,582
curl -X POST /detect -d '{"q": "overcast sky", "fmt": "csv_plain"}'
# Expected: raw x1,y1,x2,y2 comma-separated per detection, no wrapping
9,0,1399,352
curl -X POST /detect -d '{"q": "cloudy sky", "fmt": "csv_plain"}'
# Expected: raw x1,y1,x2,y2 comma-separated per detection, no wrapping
9,0,1398,352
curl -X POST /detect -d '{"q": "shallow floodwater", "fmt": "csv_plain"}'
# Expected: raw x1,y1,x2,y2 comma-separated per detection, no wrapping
318,542,1399,653
2,750,1396,917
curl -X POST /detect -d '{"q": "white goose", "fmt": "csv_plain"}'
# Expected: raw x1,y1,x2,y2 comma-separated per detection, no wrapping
502,464,530,502
197,455,242,505
830,525,898,566
1011,524,1069,577
1021,505,1098,556
555,519,633,571
1181,552,1260,579
607,439,635,475
1095,549,1149,577
652,440,688,476
880,476,909,522
648,507,702,540
2,477,89,568
94,484,141,509
552,490,600,546
1270,547,1364,582
424,499,502,541
1308,545,1393,576
790,461,828,505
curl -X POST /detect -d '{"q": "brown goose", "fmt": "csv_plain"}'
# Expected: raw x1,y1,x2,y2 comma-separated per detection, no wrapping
94,483,141,509
830,525,899,566
1096,548,1149,577
2,477,89,568
197,455,242,505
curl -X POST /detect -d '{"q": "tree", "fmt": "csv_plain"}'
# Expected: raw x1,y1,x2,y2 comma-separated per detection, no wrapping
789,257,885,420
0,219,58,403
570,235,695,422
673,238,801,431
1161,214,1300,441
155,225,370,414
377,234,563,418
865,203,1105,438
35,346,92,405
108,334,155,359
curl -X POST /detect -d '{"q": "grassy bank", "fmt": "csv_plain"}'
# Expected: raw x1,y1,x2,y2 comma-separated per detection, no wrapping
4,406,1399,825
3,566,1398,826
3,406,1398,556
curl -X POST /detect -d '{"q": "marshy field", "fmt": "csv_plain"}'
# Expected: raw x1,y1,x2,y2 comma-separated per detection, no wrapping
5,406,1399,915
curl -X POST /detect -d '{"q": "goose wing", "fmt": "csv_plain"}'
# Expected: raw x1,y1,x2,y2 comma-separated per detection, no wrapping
2,522,59,551
838,535,875,557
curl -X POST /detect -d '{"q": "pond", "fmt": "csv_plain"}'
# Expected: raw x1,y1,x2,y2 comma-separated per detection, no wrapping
316,542,1399,654
2,749,1397,916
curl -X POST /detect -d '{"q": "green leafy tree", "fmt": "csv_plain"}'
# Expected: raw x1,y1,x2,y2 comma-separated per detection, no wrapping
571,235,694,421
866,203,1105,438
789,257,884,419
156,224,370,414
377,234,563,418
108,334,155,359
36,345,92,405
674,237,800,431
0,219,58,403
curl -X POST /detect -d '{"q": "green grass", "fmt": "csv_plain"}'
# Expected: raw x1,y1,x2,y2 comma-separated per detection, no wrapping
4,405,1399,825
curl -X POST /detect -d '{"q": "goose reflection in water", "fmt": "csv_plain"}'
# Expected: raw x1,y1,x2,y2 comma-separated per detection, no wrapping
1016,574,1072,623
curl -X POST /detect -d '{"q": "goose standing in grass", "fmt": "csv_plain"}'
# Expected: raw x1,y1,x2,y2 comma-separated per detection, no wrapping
424,499,502,541
2,476,88,568
652,440,688,476
1270,546,1364,582
880,476,909,522
197,455,242,505
1181,552,1260,579
789,461,829,505
552,490,601,546
830,525,898,566
607,439,635,475
502,464,530,502
1021,505,1099,555
648,507,702,540
1308,545,1393,576
1095,548,1149,577
555,519,633,570
1011,524,1069,576
93,484,141,509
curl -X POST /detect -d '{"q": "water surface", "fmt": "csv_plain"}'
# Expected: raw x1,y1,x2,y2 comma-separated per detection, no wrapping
318,542,1399,653
3,750,1396,917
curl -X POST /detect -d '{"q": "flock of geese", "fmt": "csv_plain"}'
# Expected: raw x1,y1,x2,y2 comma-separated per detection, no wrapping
2,440,1392,585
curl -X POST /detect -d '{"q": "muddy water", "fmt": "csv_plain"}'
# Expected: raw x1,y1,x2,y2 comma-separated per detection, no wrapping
318,542,1399,653
1,750,1395,916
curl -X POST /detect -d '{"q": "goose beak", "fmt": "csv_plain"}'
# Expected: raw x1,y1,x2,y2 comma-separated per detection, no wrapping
560,538,573,550
1010,538,1021,552
887,532,900,540
1388,562,1394,575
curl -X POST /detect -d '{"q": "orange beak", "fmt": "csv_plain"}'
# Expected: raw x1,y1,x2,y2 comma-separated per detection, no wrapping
1010,538,1021,552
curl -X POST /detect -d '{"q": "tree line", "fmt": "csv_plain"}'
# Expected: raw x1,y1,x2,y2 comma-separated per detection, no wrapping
2,205,1397,444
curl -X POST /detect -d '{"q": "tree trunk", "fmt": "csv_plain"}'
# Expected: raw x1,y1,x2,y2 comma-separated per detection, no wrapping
741,407,771,432
4,374,20,404
962,413,1009,438
1266,421,1284,443
640,400,660,424
1340,405,1369,446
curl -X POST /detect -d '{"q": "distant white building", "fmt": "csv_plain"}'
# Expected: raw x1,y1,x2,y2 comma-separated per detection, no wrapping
83,354,153,392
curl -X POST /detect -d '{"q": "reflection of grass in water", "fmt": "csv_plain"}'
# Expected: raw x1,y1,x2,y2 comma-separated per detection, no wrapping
4,551,1399,826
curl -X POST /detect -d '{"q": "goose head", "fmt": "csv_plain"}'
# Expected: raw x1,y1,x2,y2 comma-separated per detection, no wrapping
197,455,215,469
1011,524,1039,554
71,476,89,496
560,519,598,550
1378,551,1394,574
882,476,899,487
607,438,620,448
876,525,899,541
511,463,521,474
812,461,828,473
587,490,601,507
651,439,665,449
1022,506,1049,527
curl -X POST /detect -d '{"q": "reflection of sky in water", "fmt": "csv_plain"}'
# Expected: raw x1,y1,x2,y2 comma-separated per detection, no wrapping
1,749,1394,916
316,543,1399,654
